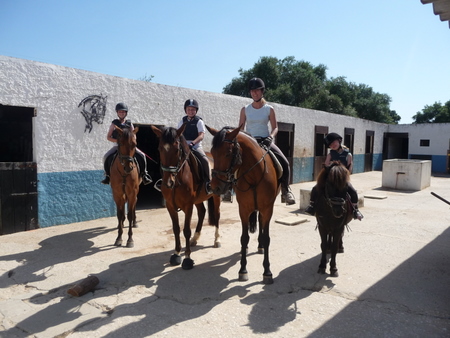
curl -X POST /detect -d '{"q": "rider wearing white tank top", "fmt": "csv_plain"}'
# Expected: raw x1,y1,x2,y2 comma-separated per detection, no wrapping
244,103,272,138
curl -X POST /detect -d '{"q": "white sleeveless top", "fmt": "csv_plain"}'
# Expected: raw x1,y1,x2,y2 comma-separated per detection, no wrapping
244,103,272,138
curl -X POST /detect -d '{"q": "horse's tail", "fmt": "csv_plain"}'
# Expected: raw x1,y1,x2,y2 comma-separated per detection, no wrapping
207,197,217,226
249,211,257,233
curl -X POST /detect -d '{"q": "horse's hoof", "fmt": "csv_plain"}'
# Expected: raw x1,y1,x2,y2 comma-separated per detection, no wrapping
214,242,221,248
338,247,344,253
114,240,122,247
182,258,195,270
239,273,249,281
170,254,182,266
190,240,198,247
330,269,339,277
263,274,273,285
317,267,326,274
257,247,264,254
126,241,134,248
132,223,138,228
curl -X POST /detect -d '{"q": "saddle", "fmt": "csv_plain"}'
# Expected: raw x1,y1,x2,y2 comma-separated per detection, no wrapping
267,150,283,180
105,151,140,176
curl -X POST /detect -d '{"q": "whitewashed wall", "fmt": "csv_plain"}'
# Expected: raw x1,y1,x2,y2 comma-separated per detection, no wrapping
1,55,448,227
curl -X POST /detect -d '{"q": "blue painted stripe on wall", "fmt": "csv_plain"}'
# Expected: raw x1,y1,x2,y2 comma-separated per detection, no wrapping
408,154,448,173
38,170,115,227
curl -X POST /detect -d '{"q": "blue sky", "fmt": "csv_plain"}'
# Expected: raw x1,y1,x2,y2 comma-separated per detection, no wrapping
1,0,449,123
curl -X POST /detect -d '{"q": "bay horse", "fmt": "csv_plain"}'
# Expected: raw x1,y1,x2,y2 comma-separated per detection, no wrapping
207,125,280,284
315,161,353,277
110,126,141,248
150,124,221,270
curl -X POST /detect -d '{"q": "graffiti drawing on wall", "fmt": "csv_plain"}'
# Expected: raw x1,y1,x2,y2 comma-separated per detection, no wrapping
78,94,107,133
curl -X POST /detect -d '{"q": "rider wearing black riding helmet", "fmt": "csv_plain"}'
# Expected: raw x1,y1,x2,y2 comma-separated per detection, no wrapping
178,99,212,195
305,132,363,221
236,77,296,205
101,102,152,185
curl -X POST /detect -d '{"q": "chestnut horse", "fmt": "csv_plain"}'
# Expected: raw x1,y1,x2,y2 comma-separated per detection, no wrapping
315,161,353,277
150,124,221,270
207,125,280,284
110,126,141,248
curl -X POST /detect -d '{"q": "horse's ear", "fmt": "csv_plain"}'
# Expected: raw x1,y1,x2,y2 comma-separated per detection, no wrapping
237,123,244,131
150,125,162,138
114,125,123,135
177,122,187,137
133,127,139,135
205,125,218,136
227,126,241,140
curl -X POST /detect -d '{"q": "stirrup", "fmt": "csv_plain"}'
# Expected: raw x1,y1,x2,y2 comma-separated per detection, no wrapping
154,179,162,192
142,174,153,185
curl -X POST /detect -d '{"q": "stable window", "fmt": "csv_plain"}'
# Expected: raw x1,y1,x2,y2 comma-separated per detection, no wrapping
420,139,430,147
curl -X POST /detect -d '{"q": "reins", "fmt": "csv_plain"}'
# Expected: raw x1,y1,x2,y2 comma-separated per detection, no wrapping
212,137,269,192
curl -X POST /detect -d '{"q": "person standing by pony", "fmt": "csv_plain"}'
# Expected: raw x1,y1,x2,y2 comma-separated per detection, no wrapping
305,132,363,220
178,99,213,195
236,77,296,205
101,102,153,185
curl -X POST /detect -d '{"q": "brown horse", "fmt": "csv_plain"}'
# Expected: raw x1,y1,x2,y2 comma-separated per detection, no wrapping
110,126,141,248
150,124,221,270
315,161,353,277
207,125,280,284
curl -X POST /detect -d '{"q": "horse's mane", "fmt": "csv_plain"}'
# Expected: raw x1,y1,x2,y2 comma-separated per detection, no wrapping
316,161,350,193
121,127,133,140
161,126,189,154
212,126,234,149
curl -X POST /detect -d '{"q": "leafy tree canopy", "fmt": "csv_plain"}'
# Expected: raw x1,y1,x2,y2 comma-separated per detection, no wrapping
223,56,400,124
412,101,450,124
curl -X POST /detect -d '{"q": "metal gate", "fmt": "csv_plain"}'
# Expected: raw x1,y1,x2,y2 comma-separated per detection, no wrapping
0,162,38,235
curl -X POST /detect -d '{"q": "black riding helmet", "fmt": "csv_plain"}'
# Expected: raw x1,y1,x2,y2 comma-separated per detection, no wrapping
324,132,342,147
184,99,199,112
248,77,265,92
115,102,128,112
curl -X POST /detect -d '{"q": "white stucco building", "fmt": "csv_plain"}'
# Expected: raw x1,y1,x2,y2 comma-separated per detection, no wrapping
0,55,448,233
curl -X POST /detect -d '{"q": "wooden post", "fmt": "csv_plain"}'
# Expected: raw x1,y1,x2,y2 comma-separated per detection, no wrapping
67,275,99,297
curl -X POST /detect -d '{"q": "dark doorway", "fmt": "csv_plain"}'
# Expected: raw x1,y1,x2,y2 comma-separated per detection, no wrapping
135,124,165,209
383,132,409,160
313,126,329,180
277,122,295,183
0,105,38,234
364,130,374,172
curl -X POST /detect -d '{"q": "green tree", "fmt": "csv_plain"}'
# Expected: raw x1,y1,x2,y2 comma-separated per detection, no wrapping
413,101,450,123
223,56,397,124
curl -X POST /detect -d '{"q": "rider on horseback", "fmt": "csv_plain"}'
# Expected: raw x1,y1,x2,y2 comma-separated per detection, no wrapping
305,132,363,220
101,102,153,185
178,99,213,195
236,77,296,205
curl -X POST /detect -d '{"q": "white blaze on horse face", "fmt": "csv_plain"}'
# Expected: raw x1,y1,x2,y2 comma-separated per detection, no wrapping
163,143,170,152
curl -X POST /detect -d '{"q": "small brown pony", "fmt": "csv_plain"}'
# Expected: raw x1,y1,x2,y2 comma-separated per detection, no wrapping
150,124,221,270
110,126,141,248
315,161,353,277
207,125,280,284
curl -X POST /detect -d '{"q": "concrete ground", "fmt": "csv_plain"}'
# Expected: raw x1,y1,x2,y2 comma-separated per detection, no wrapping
1,171,449,337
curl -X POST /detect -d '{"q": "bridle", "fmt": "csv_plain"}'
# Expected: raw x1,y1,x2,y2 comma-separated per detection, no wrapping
159,138,188,188
212,136,269,191
116,134,136,176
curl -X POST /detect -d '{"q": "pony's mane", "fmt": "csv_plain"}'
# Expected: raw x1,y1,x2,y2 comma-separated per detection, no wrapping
120,127,133,141
316,161,349,192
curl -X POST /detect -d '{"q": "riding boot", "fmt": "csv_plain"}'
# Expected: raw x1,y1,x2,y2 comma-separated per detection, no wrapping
305,201,315,216
353,204,364,220
101,175,110,185
282,187,296,205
